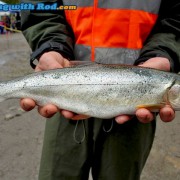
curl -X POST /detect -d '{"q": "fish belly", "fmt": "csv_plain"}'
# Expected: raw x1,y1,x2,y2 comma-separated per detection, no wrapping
15,83,167,119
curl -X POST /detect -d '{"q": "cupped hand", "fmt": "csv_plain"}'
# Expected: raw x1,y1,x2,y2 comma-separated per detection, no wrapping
20,51,75,119
115,57,175,124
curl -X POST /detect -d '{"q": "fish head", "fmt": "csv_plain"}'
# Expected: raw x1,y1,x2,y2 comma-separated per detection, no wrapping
168,82,180,110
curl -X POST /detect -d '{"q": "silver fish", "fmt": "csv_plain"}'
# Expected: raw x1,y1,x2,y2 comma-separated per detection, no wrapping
0,63,180,119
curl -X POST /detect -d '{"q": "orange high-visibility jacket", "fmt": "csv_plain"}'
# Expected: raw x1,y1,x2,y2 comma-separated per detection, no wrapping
64,0,161,64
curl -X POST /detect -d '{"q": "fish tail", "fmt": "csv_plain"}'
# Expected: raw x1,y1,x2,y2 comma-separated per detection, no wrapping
0,83,7,102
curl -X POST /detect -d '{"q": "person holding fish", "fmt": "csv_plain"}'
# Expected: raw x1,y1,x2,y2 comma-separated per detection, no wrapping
20,0,180,180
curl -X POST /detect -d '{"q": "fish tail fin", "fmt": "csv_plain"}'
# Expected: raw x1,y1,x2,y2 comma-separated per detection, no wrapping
0,83,7,102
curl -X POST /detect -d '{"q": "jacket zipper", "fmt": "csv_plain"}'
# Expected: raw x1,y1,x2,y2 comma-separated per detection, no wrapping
91,0,98,61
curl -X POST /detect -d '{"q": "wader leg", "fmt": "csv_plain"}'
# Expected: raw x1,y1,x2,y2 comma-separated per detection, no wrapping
91,118,156,180
38,114,93,180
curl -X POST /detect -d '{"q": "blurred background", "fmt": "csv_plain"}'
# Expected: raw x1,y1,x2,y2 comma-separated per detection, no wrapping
0,0,21,35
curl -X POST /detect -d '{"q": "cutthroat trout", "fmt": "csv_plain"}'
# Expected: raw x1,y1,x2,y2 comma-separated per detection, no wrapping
0,63,180,119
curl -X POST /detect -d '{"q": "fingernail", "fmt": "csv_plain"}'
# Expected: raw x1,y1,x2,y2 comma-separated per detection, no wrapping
46,109,52,116
142,117,152,123
115,117,126,124
47,109,57,117
23,103,31,111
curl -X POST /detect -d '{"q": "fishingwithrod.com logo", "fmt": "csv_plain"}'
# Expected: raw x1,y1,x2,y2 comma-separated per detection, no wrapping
0,3,77,11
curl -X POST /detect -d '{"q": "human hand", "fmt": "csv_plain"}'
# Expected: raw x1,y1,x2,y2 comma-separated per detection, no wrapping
20,51,76,119
115,57,175,124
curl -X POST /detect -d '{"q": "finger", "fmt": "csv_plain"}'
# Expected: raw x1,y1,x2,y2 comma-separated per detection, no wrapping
38,104,58,118
115,115,132,124
138,57,170,72
136,108,154,123
38,54,64,71
35,66,42,72
159,106,175,122
61,58,71,67
61,110,75,119
20,98,36,111
36,62,62,71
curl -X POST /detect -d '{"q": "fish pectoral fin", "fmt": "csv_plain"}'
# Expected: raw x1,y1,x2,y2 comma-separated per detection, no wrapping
136,104,165,111
71,114,91,120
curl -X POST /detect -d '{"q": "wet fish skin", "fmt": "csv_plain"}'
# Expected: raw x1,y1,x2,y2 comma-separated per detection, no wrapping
0,63,180,119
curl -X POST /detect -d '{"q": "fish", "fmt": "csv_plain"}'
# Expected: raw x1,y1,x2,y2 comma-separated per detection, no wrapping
0,62,180,119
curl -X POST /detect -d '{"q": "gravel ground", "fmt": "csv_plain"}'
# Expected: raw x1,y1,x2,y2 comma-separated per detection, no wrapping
0,33,180,180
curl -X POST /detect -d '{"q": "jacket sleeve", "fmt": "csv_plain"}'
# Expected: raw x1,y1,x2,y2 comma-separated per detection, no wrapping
20,0,74,60
135,0,180,73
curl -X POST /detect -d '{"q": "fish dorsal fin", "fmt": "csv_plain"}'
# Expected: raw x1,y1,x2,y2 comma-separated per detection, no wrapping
69,61,144,70
69,61,97,68
69,61,129,69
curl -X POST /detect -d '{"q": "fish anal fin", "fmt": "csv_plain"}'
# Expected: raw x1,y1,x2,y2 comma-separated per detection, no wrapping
136,104,165,111
71,114,90,120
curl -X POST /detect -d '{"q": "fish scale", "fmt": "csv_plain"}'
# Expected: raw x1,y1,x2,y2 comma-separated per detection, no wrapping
0,63,180,119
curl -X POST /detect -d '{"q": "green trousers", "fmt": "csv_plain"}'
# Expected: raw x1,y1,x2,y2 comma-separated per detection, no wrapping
39,114,156,180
